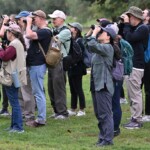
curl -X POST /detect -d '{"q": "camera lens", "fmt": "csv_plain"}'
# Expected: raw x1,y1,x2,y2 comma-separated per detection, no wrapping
90,24,95,30
23,19,27,23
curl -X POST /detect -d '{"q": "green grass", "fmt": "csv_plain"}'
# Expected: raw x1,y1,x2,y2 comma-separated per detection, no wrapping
0,73,150,150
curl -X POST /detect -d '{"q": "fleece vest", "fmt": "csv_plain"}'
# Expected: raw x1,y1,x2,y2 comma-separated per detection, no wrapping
3,38,27,86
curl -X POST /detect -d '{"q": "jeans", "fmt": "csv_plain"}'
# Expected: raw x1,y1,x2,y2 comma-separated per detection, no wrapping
112,80,123,131
4,85,23,131
29,64,47,124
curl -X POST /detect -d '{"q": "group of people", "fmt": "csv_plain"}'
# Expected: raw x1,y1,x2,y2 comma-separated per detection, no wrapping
85,6,150,146
0,5,150,147
0,9,87,133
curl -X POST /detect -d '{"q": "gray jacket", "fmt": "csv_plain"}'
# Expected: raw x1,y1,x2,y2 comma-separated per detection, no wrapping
87,37,114,95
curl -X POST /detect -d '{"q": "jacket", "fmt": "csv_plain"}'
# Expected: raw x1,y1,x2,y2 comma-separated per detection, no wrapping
3,38,27,86
87,37,114,95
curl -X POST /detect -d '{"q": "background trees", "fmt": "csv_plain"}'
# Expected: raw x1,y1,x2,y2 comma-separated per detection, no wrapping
0,0,149,25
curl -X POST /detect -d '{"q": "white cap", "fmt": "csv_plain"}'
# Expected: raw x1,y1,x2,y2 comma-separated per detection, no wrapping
48,10,66,20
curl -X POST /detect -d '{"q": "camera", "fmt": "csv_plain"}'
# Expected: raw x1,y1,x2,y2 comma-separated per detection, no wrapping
53,29,59,36
23,17,35,24
1,15,6,19
90,24,95,30
118,16,124,22
23,19,27,23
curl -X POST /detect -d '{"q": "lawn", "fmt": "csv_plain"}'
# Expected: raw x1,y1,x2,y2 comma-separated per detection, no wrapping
0,73,150,150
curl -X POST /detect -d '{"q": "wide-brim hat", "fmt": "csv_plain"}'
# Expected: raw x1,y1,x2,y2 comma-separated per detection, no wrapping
126,6,144,20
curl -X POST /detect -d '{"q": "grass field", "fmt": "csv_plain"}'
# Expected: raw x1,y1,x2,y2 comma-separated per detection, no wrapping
0,73,150,150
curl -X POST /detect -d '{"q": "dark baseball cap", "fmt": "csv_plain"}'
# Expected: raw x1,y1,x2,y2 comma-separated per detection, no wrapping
96,18,111,27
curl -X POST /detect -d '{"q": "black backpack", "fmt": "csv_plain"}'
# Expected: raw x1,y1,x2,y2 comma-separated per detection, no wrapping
63,38,82,71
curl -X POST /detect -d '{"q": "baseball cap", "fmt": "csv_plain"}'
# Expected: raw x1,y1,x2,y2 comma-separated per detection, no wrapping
101,26,117,39
15,11,30,19
48,10,66,20
106,23,119,34
96,18,111,27
32,10,46,19
68,22,83,32
8,24,21,33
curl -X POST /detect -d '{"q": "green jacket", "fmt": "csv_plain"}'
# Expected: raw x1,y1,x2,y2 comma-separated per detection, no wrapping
87,37,114,95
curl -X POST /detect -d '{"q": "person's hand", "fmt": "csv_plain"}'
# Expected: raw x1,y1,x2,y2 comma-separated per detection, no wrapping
92,26,101,37
86,28,93,37
2,15,10,24
121,14,129,23
26,16,33,25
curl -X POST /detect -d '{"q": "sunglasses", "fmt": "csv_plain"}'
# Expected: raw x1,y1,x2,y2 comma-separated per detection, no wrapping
32,12,44,19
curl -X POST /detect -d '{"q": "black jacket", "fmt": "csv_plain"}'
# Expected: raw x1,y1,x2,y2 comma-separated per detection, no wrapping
123,22,149,69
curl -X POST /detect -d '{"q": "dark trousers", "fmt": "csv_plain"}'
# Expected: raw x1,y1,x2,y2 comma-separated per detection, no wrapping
112,80,123,131
48,61,68,116
92,89,114,143
144,62,150,115
68,75,85,110
1,85,9,110
120,84,125,98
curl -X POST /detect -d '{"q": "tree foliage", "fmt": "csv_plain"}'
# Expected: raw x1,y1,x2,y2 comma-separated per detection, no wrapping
0,0,150,24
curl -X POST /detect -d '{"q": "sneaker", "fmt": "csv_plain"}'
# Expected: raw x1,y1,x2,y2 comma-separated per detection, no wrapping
25,120,45,127
9,129,24,133
48,113,58,118
4,127,13,131
54,115,68,120
76,110,86,117
0,109,10,116
123,121,142,129
96,140,113,147
120,98,128,104
142,115,150,122
68,110,76,116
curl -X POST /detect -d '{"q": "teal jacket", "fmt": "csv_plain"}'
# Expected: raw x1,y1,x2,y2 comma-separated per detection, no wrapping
87,37,114,95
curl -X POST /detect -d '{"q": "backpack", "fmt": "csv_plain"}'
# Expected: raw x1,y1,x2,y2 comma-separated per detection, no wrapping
111,44,124,81
112,59,124,81
38,27,62,68
63,38,83,71
120,39,134,75
144,34,150,63
82,38,94,68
